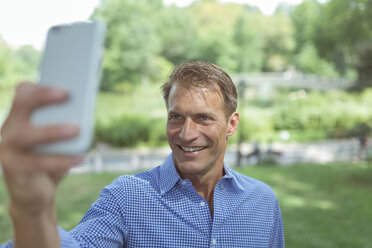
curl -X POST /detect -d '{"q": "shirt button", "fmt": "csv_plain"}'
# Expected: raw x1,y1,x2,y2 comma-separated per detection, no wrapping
212,239,217,244
200,201,206,207
182,180,187,185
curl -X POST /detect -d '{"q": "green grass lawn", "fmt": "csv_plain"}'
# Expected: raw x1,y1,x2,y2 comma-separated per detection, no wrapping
1,162,372,247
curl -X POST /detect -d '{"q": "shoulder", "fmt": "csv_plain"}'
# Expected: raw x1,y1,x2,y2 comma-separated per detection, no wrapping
230,169,278,200
104,166,162,195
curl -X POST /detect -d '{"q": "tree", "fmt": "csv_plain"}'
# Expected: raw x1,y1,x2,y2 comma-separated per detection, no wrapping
313,0,372,89
260,14,295,71
291,0,321,53
188,1,244,72
232,13,263,72
0,39,39,88
92,0,164,90
294,41,338,77
14,45,40,78
157,6,198,65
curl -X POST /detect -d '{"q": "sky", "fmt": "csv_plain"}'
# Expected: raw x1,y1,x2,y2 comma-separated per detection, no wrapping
0,0,306,50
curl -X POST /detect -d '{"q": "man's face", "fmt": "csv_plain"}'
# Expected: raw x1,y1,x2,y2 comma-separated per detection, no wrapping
166,84,239,178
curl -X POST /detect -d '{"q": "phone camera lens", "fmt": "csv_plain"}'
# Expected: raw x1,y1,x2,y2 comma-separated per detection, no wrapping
51,26,62,34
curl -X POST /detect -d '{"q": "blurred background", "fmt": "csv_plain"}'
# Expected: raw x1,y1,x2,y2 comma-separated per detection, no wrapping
0,0,371,247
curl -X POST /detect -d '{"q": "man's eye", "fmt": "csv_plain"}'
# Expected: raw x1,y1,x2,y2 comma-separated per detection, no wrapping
200,115,210,121
169,114,181,120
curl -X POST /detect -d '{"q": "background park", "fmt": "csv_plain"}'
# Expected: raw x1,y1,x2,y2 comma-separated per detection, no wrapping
0,0,372,247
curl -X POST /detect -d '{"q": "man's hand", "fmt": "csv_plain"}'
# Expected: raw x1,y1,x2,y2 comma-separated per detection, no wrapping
0,82,84,248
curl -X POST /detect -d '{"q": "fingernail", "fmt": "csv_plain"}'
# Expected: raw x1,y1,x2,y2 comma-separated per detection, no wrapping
61,124,80,136
50,89,68,98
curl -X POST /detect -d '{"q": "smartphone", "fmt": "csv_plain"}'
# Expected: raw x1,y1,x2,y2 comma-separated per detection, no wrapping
31,22,106,155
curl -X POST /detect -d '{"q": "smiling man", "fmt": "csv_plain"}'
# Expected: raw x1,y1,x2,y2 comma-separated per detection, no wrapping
0,61,284,248
163,62,241,216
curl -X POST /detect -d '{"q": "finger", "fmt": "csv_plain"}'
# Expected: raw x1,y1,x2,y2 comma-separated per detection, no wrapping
4,151,84,178
0,150,83,191
10,82,69,120
24,123,80,148
32,154,84,183
4,123,80,149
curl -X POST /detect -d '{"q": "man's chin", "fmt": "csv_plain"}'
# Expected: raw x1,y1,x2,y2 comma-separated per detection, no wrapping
174,158,204,174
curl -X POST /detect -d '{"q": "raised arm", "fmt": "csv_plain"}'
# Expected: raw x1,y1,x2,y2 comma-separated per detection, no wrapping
0,82,83,248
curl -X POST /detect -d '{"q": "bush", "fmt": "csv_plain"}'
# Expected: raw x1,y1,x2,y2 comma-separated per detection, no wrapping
270,90,372,137
92,88,372,147
234,106,275,142
95,115,167,147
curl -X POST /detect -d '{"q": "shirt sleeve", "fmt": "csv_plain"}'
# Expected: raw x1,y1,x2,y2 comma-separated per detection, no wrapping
59,226,81,247
269,199,285,248
1,177,127,248
67,177,127,247
0,227,79,248
0,240,13,248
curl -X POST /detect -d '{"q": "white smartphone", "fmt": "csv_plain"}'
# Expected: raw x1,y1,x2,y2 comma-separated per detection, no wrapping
31,22,106,155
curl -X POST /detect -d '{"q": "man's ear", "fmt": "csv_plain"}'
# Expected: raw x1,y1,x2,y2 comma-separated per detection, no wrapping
227,112,239,137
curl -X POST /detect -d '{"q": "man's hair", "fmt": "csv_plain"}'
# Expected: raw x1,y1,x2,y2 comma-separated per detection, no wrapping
161,61,238,117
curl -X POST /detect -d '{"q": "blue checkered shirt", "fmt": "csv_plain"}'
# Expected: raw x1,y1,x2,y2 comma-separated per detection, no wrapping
2,153,284,247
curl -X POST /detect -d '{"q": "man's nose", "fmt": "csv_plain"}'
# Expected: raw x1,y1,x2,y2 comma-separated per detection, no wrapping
179,118,198,141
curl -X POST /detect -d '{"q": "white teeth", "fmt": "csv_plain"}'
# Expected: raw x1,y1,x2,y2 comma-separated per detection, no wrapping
181,146,205,152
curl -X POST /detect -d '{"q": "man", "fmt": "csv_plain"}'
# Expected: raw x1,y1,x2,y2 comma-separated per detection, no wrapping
0,61,284,247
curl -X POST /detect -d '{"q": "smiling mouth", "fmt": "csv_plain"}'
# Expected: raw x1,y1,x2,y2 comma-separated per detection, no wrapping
178,145,207,152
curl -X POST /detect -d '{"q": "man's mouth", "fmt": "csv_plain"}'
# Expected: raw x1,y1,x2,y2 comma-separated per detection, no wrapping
178,145,206,152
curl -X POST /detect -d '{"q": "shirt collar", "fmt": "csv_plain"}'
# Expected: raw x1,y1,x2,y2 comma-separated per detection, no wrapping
223,162,245,192
159,153,245,195
159,153,181,196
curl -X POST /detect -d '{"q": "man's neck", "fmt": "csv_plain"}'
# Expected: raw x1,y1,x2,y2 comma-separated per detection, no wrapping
182,166,225,217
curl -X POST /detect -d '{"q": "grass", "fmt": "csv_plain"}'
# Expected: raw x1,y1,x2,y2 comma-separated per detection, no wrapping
236,162,372,247
1,162,371,247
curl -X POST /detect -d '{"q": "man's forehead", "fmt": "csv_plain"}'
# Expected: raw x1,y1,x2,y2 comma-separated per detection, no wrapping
169,82,222,99
168,84,225,112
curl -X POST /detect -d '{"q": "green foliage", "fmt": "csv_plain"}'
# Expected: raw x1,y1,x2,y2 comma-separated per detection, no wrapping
92,0,165,90
95,115,167,147
188,2,243,72
91,85,372,147
0,42,39,125
232,14,263,72
271,90,372,134
0,40,39,89
2,0,372,92
294,42,338,77
87,0,372,90
95,84,166,120
91,86,370,147
258,14,295,71
233,88,372,143
235,106,275,142
94,84,167,147
291,0,321,53
315,0,372,52
312,0,372,87
157,6,198,65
